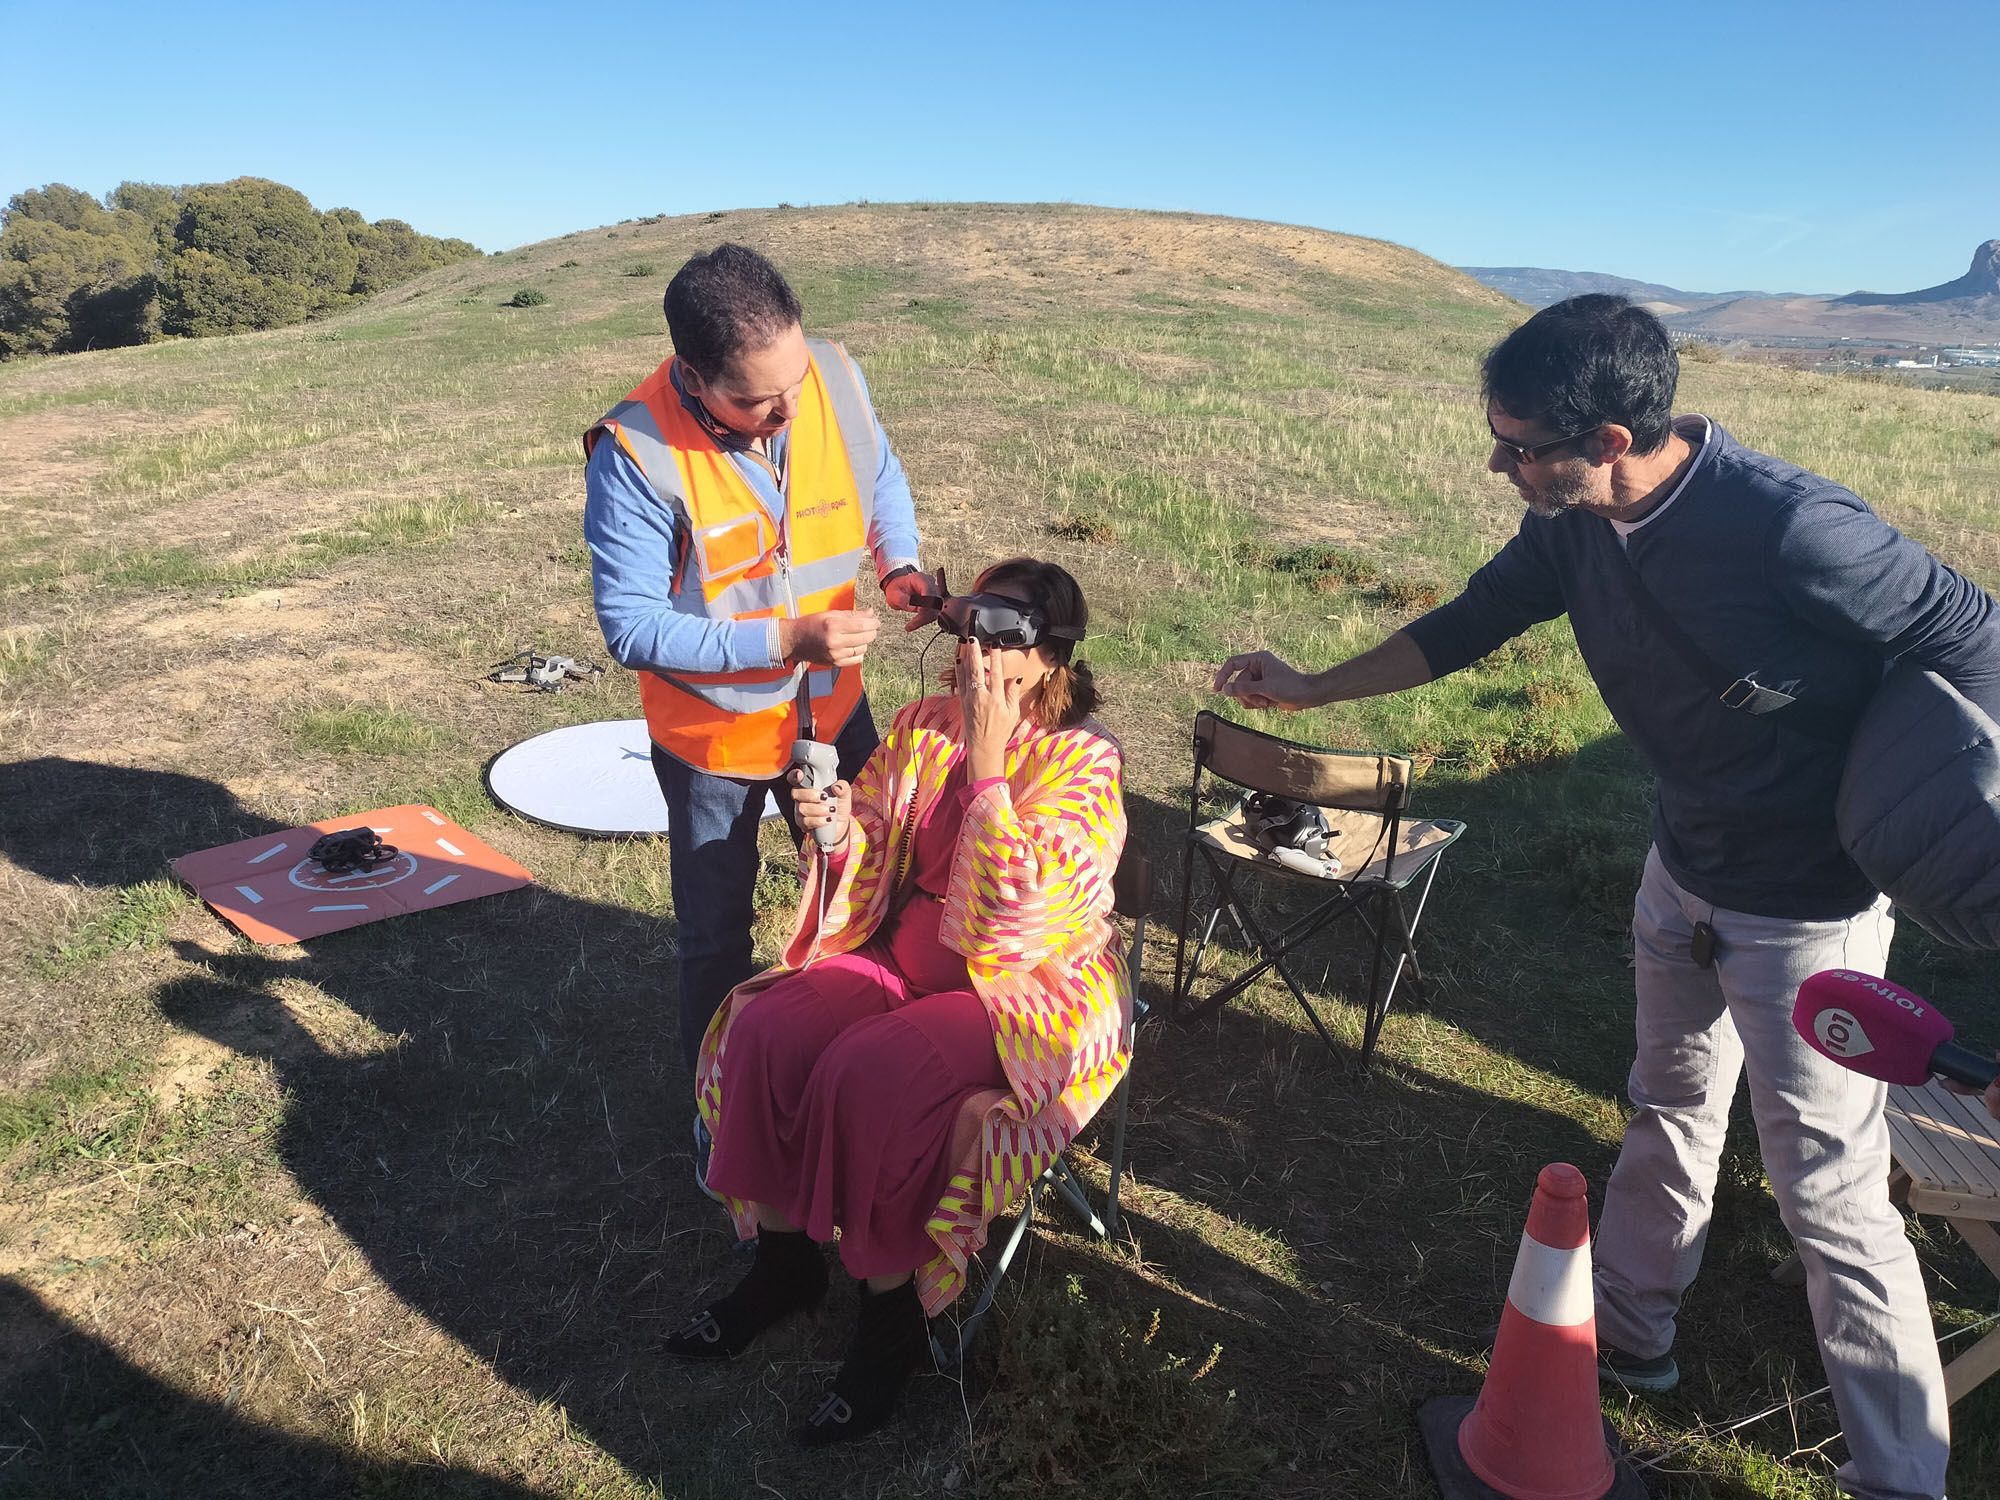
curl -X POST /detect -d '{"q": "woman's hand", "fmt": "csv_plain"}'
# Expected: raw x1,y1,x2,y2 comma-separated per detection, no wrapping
959,638,1023,783
788,772,854,850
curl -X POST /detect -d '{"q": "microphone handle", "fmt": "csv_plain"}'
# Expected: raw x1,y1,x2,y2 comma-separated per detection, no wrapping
1931,1041,1999,1091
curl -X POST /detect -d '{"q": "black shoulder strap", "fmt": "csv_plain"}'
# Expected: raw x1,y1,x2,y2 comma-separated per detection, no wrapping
1605,539,1852,745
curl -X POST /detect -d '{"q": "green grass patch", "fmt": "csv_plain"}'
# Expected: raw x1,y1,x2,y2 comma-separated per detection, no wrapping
0,625,55,688
308,495,492,559
38,880,191,978
975,1272,1267,1496
6,495,495,593
343,770,492,830
292,706,448,758
12,1049,289,1251
0,1057,148,1155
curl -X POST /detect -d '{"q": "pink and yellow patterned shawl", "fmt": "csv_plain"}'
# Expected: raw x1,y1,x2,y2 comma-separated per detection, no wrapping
693,694,1131,1314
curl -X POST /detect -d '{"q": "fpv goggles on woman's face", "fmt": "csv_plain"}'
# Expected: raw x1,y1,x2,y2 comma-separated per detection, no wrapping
932,592,1085,650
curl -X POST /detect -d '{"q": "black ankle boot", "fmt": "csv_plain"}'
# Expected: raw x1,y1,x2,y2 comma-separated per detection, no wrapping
664,1230,827,1360
798,1279,928,1447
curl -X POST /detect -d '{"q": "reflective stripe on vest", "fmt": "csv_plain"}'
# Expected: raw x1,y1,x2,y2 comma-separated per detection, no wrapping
583,339,876,778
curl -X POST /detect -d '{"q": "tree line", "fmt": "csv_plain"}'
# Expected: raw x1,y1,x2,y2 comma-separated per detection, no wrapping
0,177,483,359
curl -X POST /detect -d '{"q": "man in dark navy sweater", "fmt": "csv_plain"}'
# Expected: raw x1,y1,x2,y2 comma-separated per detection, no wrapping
1215,296,1996,1500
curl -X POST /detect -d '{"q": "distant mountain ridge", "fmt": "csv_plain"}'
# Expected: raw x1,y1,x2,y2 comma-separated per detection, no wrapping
1676,241,2000,341
1834,239,2000,307
1461,243,2000,343
1455,266,1803,314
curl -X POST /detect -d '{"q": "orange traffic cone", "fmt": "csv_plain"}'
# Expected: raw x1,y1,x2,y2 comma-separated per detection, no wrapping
1418,1163,1645,1500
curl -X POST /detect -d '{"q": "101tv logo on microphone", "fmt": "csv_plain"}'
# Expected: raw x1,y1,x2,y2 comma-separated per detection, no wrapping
1813,1005,1875,1061
1809,969,1928,1061
1791,967,1994,1091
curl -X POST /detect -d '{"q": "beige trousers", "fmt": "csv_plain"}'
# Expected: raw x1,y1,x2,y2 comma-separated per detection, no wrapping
1593,847,1949,1500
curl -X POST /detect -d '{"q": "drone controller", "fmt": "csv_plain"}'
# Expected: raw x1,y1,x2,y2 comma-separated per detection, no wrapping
790,737,844,851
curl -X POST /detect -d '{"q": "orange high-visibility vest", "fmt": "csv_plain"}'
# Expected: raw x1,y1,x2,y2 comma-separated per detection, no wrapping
584,339,880,779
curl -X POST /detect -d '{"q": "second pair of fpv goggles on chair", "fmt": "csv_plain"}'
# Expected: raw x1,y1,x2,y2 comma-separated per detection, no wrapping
919,577,1086,650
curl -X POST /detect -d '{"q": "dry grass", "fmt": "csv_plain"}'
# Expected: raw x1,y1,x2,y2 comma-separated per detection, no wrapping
2,203,1997,1499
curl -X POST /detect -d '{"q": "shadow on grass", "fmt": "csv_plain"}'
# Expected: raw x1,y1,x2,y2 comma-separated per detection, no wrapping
1110,732,2000,1496
1124,731,1658,1091
0,1279,542,1500
0,759,772,1492
7,756,1991,1497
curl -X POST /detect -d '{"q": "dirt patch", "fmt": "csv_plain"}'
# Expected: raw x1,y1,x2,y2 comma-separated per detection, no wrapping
0,1194,128,1278
0,405,129,506
147,1030,235,1109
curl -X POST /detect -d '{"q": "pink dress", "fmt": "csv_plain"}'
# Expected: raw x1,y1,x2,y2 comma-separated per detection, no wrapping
703,760,1010,1277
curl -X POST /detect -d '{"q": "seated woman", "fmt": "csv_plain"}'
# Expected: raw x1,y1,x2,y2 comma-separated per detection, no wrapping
666,557,1130,1445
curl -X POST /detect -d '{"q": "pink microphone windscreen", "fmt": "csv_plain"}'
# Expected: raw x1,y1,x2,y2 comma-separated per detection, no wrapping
1792,970,1956,1085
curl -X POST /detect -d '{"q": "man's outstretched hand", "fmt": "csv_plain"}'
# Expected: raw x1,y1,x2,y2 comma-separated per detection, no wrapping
882,568,942,632
1213,651,1319,711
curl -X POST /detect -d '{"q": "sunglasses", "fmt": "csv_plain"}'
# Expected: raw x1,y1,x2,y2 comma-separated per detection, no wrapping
933,591,1085,650
1487,417,1598,466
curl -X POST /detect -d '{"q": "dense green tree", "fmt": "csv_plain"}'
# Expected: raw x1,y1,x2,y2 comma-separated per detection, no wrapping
173,178,348,310
5,183,116,234
108,181,182,259
0,176,480,359
159,248,308,336
0,215,153,356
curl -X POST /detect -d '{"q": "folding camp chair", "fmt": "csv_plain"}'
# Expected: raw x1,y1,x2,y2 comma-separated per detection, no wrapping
1171,711,1464,1067
934,847,1154,1365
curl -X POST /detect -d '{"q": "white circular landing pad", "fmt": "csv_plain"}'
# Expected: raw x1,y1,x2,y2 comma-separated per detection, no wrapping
486,719,781,837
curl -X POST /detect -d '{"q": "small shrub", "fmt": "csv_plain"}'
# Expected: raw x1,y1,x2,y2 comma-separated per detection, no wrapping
1379,576,1444,611
505,288,546,308
1494,706,1580,768
558,259,579,268
1048,512,1117,545
1232,540,1278,570
1270,543,1379,590
623,262,659,278
705,211,726,222
1523,676,1584,713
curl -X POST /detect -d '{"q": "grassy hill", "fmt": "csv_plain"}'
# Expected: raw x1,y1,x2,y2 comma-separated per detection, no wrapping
2,203,1997,1499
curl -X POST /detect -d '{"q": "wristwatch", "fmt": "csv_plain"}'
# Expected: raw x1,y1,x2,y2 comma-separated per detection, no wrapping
879,564,920,590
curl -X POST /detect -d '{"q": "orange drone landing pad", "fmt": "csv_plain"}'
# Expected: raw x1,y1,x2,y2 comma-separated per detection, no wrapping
172,804,534,945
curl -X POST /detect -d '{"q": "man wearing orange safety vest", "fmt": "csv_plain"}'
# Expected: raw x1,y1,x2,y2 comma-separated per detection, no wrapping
583,245,936,1154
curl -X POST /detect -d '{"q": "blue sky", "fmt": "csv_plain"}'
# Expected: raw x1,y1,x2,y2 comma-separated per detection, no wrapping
6,0,1995,295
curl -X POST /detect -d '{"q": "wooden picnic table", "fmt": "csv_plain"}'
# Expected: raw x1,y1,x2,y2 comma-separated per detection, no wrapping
1886,1077,2000,1405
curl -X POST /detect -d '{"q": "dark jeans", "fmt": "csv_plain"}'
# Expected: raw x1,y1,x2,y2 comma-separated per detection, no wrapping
651,698,879,1072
